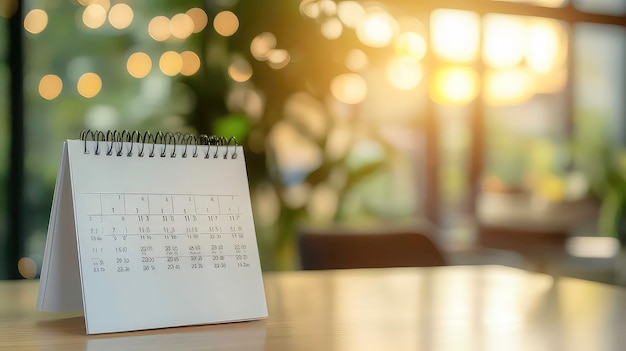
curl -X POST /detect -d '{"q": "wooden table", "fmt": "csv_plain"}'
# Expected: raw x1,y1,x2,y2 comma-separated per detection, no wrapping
2,265,625,350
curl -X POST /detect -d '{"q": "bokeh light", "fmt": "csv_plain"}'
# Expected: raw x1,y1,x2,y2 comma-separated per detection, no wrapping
78,0,111,11
337,1,365,28
180,51,201,76
17,257,38,279
526,18,566,74
300,0,321,19
345,49,368,72
170,13,194,39
159,51,183,76
267,49,290,69
483,14,526,69
148,16,171,41
250,32,277,61
38,74,63,100
430,66,479,105
483,68,534,105
431,9,480,62
214,11,239,37
228,56,253,82
330,73,367,104
108,3,133,30
386,59,422,90
321,17,343,40
126,52,152,78
394,32,426,62
187,7,208,33
24,9,48,34
82,4,107,29
356,9,397,48
77,72,103,98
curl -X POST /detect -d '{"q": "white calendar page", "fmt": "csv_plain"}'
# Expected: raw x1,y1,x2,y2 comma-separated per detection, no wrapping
58,139,266,334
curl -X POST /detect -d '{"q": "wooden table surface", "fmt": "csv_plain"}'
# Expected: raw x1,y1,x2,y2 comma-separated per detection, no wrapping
2,265,625,350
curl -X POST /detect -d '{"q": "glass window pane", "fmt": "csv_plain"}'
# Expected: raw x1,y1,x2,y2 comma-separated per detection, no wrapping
574,23,626,190
482,16,570,200
573,0,626,15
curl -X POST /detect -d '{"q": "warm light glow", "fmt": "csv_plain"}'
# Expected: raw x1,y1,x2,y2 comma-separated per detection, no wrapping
228,56,253,82
345,49,368,72
430,66,479,105
483,15,526,69
82,4,107,29
321,17,343,40
38,74,63,100
148,16,171,41
483,68,534,106
330,73,367,104
17,257,38,279
300,0,320,19
356,9,397,48
77,72,102,98
250,32,277,61
431,9,480,62
170,13,194,39
387,59,422,90
394,32,426,62
126,52,152,78
566,237,620,258
159,51,183,76
213,11,239,37
186,7,208,33
526,18,566,74
180,51,201,76
24,9,48,34
78,0,111,11
108,3,133,30
319,0,337,15
267,49,290,69
337,1,365,28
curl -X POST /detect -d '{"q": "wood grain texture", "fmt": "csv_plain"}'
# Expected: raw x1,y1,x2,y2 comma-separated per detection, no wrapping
2,266,626,350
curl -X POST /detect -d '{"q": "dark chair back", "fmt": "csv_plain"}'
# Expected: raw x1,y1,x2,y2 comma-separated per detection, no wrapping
298,229,446,270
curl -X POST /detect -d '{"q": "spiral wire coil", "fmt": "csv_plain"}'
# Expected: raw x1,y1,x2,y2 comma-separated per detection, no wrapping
79,130,238,159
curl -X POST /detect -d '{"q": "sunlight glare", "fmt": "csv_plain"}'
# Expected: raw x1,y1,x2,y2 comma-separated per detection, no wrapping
430,66,479,105
483,14,526,68
526,18,566,74
356,9,397,48
483,68,534,106
387,59,422,90
431,9,480,62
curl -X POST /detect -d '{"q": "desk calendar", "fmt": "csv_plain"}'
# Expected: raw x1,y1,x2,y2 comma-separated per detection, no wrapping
37,131,267,334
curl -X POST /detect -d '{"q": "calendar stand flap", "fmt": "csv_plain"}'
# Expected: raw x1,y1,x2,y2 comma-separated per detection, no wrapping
37,142,84,312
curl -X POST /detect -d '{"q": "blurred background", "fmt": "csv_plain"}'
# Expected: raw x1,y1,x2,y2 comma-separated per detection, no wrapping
1,0,625,283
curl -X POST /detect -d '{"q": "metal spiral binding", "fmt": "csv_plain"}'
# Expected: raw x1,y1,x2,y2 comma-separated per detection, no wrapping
79,130,238,159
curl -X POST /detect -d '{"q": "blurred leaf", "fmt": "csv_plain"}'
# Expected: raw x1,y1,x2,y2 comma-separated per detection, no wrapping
212,113,251,142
